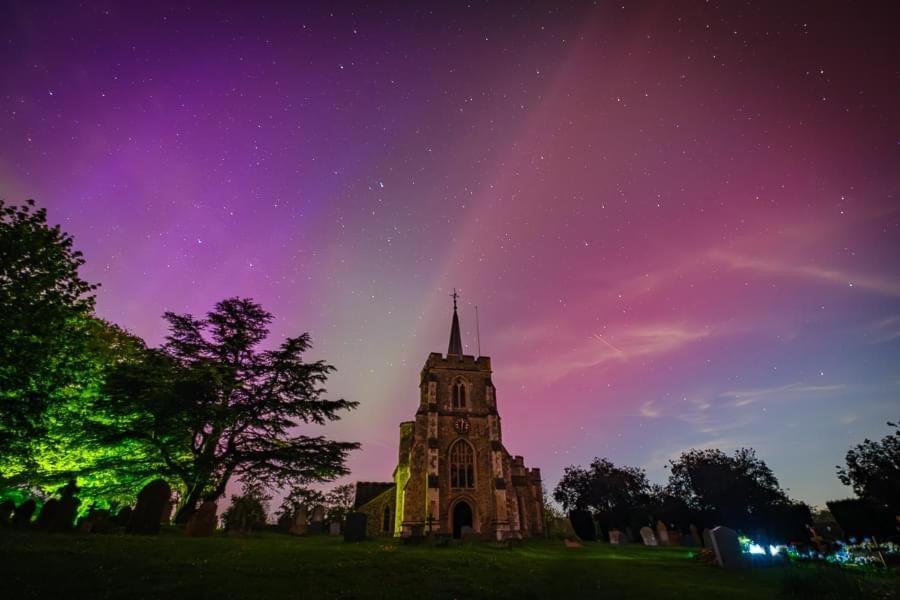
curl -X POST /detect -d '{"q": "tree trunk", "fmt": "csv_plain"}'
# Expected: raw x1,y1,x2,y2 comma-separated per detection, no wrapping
175,483,205,524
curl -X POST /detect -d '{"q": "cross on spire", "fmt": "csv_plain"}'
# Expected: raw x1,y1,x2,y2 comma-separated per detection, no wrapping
447,287,463,356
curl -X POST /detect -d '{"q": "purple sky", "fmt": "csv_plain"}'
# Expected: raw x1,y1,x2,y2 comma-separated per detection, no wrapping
2,1,899,507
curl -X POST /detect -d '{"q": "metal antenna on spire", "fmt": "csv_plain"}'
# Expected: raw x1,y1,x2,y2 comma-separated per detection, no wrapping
475,304,481,358
450,288,459,311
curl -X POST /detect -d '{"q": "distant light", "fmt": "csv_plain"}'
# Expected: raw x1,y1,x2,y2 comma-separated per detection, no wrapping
748,543,766,555
769,545,781,556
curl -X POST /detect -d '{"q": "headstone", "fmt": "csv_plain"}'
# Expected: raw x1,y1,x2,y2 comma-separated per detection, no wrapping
709,526,743,568
568,510,596,541
609,529,622,545
689,524,701,545
161,500,175,525
289,505,308,536
682,533,696,547
655,520,669,545
329,521,341,535
309,504,326,534
343,512,367,542
668,530,682,546
564,538,584,549
12,499,36,528
113,506,133,527
0,499,15,526
35,499,60,530
127,479,171,535
185,501,217,537
702,528,713,550
460,525,475,538
79,509,114,534
639,526,658,546
56,480,80,531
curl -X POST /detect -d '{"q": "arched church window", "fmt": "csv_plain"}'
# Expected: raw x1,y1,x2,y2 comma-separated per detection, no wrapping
382,506,391,532
449,440,475,489
452,378,466,409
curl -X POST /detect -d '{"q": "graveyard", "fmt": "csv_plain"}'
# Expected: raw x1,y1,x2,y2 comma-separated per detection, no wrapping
0,529,833,599
2,2,900,599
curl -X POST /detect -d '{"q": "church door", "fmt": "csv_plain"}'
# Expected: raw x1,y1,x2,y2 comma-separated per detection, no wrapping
452,500,473,538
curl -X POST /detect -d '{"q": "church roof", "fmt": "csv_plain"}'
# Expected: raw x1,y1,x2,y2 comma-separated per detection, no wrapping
447,289,463,356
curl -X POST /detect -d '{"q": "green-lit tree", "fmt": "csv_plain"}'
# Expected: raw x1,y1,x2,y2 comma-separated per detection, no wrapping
0,199,98,478
29,318,155,504
93,298,359,522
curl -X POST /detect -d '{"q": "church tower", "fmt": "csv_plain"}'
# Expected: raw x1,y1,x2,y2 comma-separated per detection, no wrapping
380,291,544,539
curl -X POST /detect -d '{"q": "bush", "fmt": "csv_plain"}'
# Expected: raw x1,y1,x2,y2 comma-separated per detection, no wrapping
222,495,267,534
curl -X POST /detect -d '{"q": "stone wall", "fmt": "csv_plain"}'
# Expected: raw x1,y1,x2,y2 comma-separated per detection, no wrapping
356,486,396,538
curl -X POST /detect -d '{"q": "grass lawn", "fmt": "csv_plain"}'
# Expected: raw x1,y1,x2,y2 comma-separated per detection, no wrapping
0,530,876,599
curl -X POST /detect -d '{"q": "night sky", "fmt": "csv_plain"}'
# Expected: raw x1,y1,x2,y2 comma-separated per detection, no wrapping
2,1,899,507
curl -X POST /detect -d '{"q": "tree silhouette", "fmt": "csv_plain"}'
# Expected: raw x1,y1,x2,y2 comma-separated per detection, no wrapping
837,420,900,515
93,298,359,522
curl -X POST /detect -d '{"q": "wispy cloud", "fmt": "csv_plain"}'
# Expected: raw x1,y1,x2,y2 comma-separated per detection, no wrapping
638,401,662,418
710,251,900,297
503,321,717,383
869,315,900,343
721,382,847,407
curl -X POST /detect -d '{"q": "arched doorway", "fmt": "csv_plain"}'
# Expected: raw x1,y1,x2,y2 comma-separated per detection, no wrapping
452,500,473,538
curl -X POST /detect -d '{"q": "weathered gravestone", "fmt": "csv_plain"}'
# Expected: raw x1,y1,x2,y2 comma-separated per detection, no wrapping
655,520,669,545
78,509,114,534
460,525,477,539
161,500,175,525
12,499,36,528
127,479,171,535
702,528,713,549
113,506,132,528
639,526,658,546
568,510,596,541
1,499,16,526
35,499,61,531
329,521,341,535
185,501,218,537
56,480,80,531
343,512,367,542
609,529,622,544
289,505,308,536
668,530,682,546
709,526,743,568
682,532,696,547
309,504,326,534
37,481,81,532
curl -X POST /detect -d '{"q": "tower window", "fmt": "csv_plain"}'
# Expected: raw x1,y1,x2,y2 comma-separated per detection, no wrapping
449,440,475,489
452,378,467,409
382,506,391,532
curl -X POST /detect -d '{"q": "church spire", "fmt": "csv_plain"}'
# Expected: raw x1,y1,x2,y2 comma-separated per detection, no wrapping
447,288,463,356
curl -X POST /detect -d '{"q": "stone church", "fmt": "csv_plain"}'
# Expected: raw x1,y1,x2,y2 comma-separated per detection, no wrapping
355,294,545,539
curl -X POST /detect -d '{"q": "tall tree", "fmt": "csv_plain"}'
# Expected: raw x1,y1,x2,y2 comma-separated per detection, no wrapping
553,458,651,528
93,298,359,522
0,199,97,477
837,420,900,515
666,448,792,532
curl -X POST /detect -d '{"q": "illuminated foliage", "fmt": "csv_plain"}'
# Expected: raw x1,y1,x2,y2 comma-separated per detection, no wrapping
91,298,359,522
0,199,97,474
